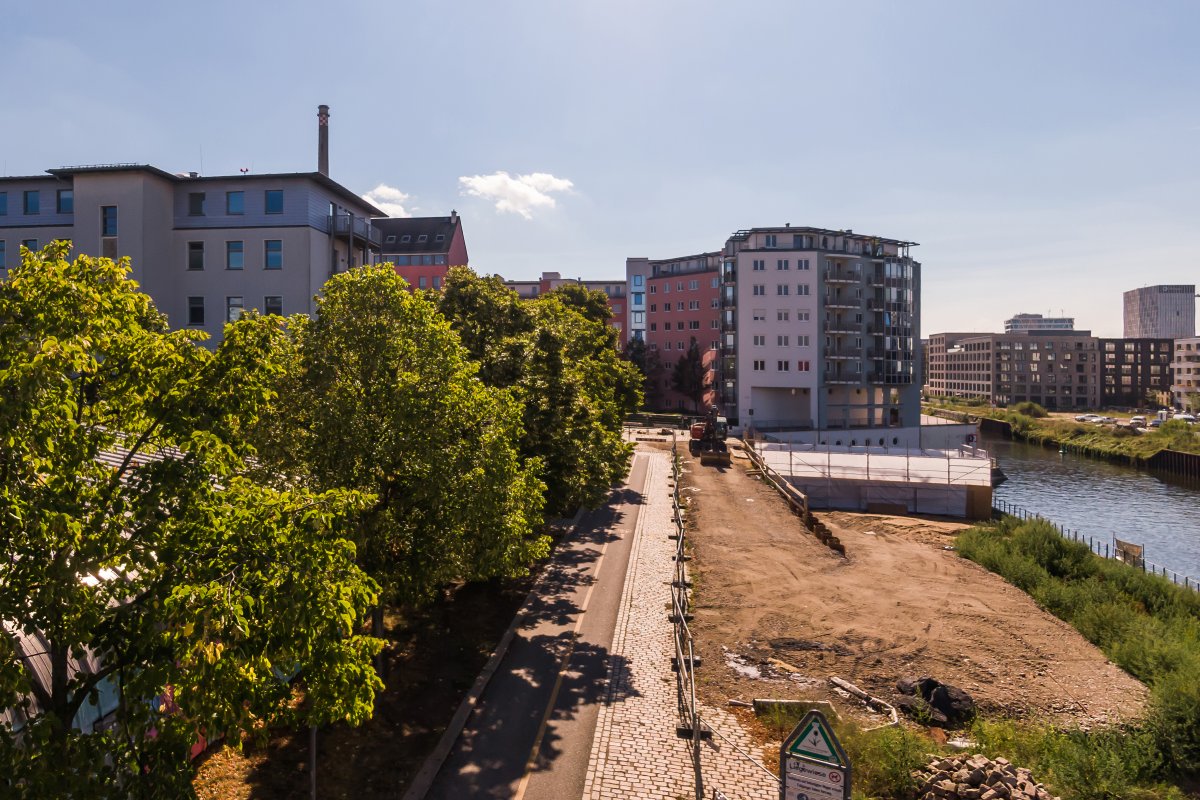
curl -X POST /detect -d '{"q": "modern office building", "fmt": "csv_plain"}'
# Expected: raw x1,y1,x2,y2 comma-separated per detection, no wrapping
1124,285,1196,339
925,331,1102,409
1099,338,1173,408
1004,313,1075,333
375,211,468,291
720,227,921,432
0,106,384,343
1170,337,1200,413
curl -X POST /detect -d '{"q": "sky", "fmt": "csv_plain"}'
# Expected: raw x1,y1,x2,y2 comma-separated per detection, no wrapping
4,0,1199,336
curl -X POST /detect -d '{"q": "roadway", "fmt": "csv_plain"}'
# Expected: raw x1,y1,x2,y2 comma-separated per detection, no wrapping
424,451,649,800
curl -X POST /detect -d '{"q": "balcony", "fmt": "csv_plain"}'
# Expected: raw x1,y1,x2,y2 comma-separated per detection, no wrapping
824,269,861,284
825,322,861,335
331,214,384,248
824,297,860,309
823,346,863,360
825,374,864,385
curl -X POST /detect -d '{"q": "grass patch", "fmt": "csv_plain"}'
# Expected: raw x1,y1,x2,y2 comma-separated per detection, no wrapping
958,518,1200,787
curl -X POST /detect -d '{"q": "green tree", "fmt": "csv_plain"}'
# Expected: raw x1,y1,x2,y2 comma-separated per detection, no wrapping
251,266,548,615
0,244,382,798
671,337,708,413
621,337,665,411
439,269,641,516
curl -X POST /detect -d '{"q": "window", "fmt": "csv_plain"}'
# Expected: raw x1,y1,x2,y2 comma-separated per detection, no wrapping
753,284,765,296
400,234,412,243
764,234,777,247
752,259,765,271
187,241,204,270
264,189,284,214
798,335,810,347
22,239,38,251
188,193,206,216
0,192,7,215
23,191,39,215
711,319,719,328
632,292,644,305
649,303,657,312
433,276,442,289
264,295,283,316
711,298,719,308
776,259,789,270
753,360,765,371
385,234,397,244
777,335,789,346
422,254,434,265
226,241,244,270
650,322,657,331
101,206,117,237
226,296,244,322
677,302,684,310
676,282,683,291
676,321,685,330
435,234,445,242
419,276,428,289
57,190,73,214
0,241,5,269
264,239,282,269
188,296,205,326
632,311,645,324
711,277,719,288
777,360,789,371
797,361,811,372
689,320,700,330
689,300,700,310
798,284,810,295
777,310,789,321
633,274,644,288
435,254,448,265
418,234,428,243
777,285,790,296
689,279,699,290
753,335,765,346
752,309,766,321
798,258,810,271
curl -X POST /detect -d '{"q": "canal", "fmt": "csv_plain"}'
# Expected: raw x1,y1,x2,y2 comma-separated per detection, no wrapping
985,432,1200,581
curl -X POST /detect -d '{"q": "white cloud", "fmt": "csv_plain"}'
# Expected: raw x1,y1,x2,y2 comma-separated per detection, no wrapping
458,171,574,219
362,184,414,217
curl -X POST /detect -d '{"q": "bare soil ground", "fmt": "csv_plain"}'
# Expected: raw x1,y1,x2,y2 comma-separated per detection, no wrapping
684,442,1148,730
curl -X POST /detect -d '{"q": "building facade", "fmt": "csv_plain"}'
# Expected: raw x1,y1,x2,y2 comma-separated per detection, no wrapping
640,253,722,412
721,227,921,431
504,271,628,346
1099,338,1173,408
1004,313,1075,333
375,212,468,291
1123,285,1196,339
1170,337,1200,413
0,165,383,343
925,331,1103,409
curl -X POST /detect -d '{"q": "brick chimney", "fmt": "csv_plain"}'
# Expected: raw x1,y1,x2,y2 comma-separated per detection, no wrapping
317,105,330,176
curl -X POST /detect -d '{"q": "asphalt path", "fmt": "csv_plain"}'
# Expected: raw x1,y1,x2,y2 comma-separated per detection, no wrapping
425,452,650,800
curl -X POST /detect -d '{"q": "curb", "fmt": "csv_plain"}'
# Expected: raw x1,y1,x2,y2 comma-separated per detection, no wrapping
401,505,587,800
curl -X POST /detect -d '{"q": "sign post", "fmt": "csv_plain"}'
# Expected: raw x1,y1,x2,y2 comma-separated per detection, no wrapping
779,710,850,800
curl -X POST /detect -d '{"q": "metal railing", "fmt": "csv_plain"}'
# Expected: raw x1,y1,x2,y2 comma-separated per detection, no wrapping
993,499,1199,591
668,438,706,799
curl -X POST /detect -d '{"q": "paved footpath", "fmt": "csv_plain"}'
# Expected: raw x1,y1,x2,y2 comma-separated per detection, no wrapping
583,448,779,800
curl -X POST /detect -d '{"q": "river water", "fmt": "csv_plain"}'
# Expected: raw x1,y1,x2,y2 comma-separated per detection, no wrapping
984,432,1200,582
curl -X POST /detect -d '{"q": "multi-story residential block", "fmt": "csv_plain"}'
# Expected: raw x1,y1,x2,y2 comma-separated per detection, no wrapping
925,331,1102,409
720,227,921,431
637,253,722,411
504,271,627,346
1124,285,1196,339
0,107,384,343
1170,337,1200,413
374,211,468,291
1099,338,1173,408
1004,313,1075,333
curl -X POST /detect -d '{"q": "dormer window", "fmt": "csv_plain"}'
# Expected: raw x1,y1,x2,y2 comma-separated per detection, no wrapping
385,235,397,244
435,234,445,242
418,234,428,243
400,235,412,243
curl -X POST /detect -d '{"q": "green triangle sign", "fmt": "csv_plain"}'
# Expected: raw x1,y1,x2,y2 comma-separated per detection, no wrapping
787,715,844,766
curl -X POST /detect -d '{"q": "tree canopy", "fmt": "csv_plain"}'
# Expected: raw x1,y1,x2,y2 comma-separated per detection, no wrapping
250,266,548,610
671,337,708,413
0,244,381,798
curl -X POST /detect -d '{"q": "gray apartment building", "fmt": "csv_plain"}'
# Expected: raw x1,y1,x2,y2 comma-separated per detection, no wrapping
1004,313,1075,333
1099,338,1173,408
718,226,921,431
0,108,385,343
925,331,1102,410
1123,285,1196,339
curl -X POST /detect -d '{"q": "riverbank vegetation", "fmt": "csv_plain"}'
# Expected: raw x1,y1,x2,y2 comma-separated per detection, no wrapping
923,398,1200,461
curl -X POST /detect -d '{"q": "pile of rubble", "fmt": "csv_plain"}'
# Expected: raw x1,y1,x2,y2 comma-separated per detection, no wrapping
913,754,1058,800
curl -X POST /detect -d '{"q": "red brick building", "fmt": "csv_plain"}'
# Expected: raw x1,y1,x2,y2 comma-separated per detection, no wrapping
640,253,722,412
374,211,468,290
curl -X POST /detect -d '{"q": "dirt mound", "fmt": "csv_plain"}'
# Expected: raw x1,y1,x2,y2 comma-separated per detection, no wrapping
682,451,1147,728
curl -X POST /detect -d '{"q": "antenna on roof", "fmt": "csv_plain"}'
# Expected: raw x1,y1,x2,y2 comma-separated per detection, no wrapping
239,167,249,175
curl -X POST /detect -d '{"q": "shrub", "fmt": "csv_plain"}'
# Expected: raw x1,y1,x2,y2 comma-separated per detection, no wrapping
1011,401,1049,418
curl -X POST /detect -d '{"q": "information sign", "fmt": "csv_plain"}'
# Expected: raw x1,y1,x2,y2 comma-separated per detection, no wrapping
779,710,850,800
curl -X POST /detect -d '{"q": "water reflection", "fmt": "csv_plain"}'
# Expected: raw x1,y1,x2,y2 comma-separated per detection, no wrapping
986,432,1200,580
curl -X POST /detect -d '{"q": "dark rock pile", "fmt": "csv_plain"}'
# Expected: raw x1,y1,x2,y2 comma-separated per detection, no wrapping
913,754,1058,800
896,676,976,726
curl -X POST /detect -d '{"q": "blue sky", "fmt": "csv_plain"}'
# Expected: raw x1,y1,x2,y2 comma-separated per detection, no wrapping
5,0,1199,336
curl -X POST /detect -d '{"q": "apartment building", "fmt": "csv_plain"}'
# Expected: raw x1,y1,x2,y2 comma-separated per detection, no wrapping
1124,285,1196,339
720,227,921,431
1004,313,1075,333
375,211,468,290
1170,337,1200,413
0,107,384,343
926,331,1102,409
1099,338,1173,407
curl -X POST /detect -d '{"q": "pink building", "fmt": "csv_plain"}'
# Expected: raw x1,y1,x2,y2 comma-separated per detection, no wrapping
504,271,627,347
374,211,468,290
636,253,722,412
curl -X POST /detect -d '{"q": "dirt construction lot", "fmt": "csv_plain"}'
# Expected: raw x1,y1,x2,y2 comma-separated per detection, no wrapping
684,442,1147,729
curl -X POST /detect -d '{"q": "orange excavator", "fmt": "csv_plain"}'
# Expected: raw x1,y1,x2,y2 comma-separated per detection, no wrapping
687,405,730,466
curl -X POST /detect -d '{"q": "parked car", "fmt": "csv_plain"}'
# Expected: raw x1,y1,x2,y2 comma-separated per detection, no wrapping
1093,416,1117,424
1074,414,1101,422
1149,418,1164,428
1176,414,1197,423
1130,415,1147,427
